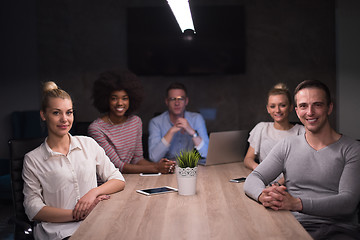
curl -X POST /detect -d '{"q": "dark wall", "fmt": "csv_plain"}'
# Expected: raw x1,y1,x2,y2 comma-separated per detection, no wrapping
0,0,336,158
0,0,39,159
336,0,360,139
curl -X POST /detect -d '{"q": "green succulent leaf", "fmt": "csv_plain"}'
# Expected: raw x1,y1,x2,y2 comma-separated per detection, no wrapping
176,149,201,168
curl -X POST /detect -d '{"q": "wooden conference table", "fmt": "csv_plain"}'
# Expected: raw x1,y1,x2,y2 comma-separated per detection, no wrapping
70,162,312,240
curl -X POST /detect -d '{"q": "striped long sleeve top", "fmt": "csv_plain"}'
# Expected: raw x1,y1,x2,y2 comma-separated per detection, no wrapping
88,115,143,171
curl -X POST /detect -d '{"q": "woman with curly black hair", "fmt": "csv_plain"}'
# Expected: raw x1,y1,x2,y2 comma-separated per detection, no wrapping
88,70,175,174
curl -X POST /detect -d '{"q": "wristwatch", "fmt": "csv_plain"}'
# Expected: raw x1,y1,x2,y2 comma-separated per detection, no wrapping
192,130,199,138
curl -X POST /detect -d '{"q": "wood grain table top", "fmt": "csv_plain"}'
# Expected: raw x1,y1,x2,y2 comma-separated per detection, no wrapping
70,162,312,240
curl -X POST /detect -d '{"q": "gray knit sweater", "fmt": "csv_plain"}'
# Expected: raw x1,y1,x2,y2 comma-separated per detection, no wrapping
244,134,360,227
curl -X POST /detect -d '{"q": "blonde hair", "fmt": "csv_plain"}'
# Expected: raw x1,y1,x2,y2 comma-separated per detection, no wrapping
41,81,72,112
268,83,292,106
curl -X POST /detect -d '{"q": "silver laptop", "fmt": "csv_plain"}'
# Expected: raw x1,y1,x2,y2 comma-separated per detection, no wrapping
202,130,249,166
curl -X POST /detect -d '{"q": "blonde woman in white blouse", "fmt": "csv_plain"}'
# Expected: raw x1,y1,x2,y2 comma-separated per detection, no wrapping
22,81,125,240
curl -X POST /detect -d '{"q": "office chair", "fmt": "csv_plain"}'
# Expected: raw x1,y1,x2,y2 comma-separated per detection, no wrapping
70,121,91,136
11,111,47,139
8,137,45,240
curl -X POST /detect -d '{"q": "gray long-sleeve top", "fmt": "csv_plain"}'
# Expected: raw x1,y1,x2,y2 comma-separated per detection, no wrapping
244,134,360,226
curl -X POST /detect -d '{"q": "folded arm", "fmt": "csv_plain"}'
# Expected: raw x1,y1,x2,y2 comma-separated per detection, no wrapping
148,119,171,162
243,146,259,171
121,158,175,174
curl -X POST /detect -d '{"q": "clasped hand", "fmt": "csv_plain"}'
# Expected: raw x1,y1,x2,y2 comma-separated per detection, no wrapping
259,185,302,212
73,191,110,221
173,118,193,135
157,158,176,174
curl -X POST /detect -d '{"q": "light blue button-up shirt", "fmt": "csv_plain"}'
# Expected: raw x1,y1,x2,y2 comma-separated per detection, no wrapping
148,111,209,163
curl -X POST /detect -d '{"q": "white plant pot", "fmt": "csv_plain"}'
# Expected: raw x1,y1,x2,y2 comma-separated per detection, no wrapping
176,166,197,196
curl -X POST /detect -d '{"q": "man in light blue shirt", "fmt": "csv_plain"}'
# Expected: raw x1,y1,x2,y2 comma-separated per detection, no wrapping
148,82,209,164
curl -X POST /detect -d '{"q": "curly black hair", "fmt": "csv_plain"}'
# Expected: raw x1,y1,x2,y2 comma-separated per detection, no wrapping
92,70,144,115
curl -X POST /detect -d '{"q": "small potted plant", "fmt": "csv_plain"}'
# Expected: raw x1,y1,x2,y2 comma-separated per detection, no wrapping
175,149,201,196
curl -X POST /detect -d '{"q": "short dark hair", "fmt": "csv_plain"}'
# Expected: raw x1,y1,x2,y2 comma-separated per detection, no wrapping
165,82,187,97
294,80,331,106
92,70,144,115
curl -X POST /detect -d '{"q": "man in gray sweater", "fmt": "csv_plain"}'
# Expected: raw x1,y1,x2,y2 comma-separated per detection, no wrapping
244,80,360,239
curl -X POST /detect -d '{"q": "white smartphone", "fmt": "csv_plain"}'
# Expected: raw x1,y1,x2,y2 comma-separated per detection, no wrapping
139,173,161,177
229,177,246,183
136,186,178,196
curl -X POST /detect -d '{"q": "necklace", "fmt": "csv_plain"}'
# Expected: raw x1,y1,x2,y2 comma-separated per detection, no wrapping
108,116,116,125
107,116,125,137
108,115,126,126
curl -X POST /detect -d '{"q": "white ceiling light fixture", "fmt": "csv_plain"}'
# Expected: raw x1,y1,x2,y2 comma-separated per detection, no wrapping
167,0,195,33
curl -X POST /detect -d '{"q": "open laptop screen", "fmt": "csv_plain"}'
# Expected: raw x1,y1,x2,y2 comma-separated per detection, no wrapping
202,130,249,166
